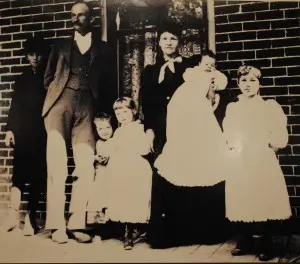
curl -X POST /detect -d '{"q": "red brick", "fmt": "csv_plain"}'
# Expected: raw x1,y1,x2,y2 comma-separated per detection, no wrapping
1,57,20,66
271,19,299,30
288,186,296,196
216,34,229,43
217,60,244,70
273,57,300,67
286,28,300,38
1,9,21,18
288,136,300,145
22,23,43,32
56,29,73,37
272,37,300,48
1,25,21,34
32,14,54,23
216,23,242,33
285,9,300,19
244,40,271,50
228,50,255,60
260,87,288,96
289,87,300,95
242,2,270,12
11,16,32,24
215,15,228,24
262,67,286,77
0,35,12,42
277,145,292,155
288,115,300,125
216,52,228,61
243,21,270,30
21,6,43,15
285,175,300,185
55,12,71,21
228,12,255,22
43,4,65,13
1,75,19,83
256,10,284,20
270,2,299,10
293,146,300,154
215,5,240,15
275,77,300,86
0,1,10,9
290,197,300,207
256,48,285,59
282,165,294,175
44,21,65,30
229,32,256,41
1,42,21,50
257,29,285,39
0,18,11,26
216,42,243,52
288,67,300,76
286,47,300,56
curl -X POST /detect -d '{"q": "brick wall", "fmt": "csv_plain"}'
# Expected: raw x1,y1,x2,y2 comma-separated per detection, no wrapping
0,0,101,219
215,1,300,217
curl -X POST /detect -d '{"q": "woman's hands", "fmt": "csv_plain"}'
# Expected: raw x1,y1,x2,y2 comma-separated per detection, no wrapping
5,131,15,147
95,155,109,165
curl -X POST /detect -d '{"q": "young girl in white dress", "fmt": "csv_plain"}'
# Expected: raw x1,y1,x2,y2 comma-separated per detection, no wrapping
105,97,153,250
223,64,292,261
87,113,114,225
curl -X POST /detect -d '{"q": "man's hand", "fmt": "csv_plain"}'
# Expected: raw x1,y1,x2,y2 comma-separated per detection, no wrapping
5,131,15,147
146,129,155,153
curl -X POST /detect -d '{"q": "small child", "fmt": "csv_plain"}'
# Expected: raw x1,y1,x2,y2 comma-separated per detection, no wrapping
86,113,114,225
223,64,292,261
183,50,228,111
105,97,153,250
200,50,228,111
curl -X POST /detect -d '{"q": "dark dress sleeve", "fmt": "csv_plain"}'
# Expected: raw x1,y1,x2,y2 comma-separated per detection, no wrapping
6,75,22,133
141,65,157,131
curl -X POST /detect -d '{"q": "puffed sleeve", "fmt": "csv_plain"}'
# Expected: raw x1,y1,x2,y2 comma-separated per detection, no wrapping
222,102,236,134
266,99,289,149
133,124,151,156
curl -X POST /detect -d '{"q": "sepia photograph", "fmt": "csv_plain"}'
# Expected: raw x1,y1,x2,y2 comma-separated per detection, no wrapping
0,0,300,262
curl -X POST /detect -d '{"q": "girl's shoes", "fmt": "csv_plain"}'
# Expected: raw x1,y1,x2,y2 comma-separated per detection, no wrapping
0,209,18,233
51,229,69,244
23,214,35,236
231,247,248,256
124,224,134,250
124,237,134,250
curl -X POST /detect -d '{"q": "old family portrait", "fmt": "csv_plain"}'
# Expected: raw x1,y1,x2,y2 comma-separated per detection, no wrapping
0,0,300,262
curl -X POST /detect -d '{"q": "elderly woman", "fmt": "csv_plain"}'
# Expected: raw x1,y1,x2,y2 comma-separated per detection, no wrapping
142,22,228,248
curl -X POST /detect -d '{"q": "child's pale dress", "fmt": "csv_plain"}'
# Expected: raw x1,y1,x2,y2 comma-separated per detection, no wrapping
223,95,292,222
105,120,152,223
87,139,112,223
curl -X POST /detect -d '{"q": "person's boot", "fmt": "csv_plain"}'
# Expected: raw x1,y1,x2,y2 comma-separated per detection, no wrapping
0,208,19,233
124,224,133,250
231,234,254,256
256,235,274,262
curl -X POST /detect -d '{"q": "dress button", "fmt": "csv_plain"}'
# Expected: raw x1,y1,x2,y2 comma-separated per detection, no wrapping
162,213,165,217
166,96,170,100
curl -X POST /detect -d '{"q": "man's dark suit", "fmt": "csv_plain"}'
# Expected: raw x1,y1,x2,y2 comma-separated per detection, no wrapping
43,29,116,231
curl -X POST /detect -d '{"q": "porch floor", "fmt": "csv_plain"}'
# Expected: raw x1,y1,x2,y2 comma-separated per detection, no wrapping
0,211,299,263
1,228,300,263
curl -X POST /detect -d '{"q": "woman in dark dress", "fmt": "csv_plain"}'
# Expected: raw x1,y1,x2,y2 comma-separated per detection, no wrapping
142,22,228,248
0,36,48,236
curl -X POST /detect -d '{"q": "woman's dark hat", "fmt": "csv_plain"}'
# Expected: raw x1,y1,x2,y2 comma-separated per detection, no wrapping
23,35,46,55
157,20,182,39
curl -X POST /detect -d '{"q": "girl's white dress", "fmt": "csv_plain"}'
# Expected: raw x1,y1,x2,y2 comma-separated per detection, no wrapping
223,94,292,222
155,67,228,187
87,140,111,213
105,120,152,223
